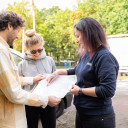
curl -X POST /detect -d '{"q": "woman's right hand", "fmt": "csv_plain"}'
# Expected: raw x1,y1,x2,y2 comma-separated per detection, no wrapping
46,71,58,85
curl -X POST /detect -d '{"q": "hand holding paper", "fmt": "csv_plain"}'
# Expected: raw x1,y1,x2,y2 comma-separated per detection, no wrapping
48,96,61,107
33,74,46,83
32,75,76,98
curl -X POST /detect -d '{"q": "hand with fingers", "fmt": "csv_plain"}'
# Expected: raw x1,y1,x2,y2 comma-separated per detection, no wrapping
70,84,80,96
48,96,61,107
46,72,58,86
33,74,46,84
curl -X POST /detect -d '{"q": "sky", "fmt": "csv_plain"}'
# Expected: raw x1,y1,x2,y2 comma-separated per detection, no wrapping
0,0,78,11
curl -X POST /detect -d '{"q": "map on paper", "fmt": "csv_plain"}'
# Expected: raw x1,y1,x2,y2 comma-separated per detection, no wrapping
32,75,76,98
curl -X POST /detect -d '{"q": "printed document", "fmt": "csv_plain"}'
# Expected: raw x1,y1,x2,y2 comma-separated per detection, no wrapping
32,75,76,98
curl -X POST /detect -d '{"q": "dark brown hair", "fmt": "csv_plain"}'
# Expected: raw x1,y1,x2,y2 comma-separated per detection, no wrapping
0,11,25,31
74,17,108,55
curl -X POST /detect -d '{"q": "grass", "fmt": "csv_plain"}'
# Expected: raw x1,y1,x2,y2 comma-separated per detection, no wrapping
117,76,128,81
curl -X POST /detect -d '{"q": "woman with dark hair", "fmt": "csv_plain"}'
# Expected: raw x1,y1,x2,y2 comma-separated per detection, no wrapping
47,17,119,128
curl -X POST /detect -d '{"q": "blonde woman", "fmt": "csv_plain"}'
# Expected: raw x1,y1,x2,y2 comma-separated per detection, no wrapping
18,30,56,128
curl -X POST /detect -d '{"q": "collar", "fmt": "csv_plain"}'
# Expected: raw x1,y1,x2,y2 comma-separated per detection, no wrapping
0,36,10,49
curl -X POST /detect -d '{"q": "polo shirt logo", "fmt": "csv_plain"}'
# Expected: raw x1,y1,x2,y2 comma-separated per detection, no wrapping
87,62,92,66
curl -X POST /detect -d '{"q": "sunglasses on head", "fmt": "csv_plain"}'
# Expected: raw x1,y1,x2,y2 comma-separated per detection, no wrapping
30,49,43,54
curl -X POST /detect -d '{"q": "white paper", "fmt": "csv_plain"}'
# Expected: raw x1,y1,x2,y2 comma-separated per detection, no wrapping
32,75,76,98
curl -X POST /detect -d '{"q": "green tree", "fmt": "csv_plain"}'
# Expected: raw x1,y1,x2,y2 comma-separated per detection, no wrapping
77,0,128,35
92,0,128,35
77,0,99,17
6,0,128,62
35,7,78,61
6,1,33,52
35,6,61,60
50,9,77,61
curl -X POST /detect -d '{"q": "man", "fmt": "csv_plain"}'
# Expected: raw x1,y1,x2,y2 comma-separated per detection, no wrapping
0,11,61,128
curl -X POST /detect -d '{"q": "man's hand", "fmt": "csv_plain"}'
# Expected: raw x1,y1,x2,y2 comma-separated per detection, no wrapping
48,96,61,107
33,74,46,84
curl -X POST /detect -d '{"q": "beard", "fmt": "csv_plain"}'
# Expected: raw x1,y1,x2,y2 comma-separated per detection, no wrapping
7,33,15,47
7,38,14,46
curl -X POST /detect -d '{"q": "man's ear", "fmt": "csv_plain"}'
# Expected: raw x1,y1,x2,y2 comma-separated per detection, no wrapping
7,23,13,31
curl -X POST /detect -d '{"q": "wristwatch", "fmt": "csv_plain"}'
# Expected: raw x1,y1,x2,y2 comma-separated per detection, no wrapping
79,88,83,96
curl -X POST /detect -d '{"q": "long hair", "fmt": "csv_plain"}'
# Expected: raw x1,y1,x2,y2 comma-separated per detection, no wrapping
74,17,108,56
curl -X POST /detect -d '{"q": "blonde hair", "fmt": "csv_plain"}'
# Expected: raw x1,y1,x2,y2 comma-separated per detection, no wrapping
25,29,44,49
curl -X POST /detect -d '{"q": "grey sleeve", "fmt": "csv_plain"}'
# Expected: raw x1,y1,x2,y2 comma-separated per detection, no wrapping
18,61,24,76
50,58,56,73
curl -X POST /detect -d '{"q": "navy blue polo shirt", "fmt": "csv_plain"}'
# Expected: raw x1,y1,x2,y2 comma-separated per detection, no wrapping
67,48,119,115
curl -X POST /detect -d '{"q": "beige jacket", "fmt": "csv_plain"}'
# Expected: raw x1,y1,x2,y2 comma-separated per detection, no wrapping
0,36,48,128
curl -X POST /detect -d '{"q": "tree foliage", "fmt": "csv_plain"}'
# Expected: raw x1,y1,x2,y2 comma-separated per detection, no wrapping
78,0,128,35
5,0,128,61
92,0,128,35
7,1,33,52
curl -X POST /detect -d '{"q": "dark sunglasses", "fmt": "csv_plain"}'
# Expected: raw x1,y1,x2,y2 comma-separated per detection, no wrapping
30,49,43,54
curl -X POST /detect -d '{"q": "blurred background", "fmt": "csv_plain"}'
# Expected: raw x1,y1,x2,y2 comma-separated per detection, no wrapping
0,0,128,75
